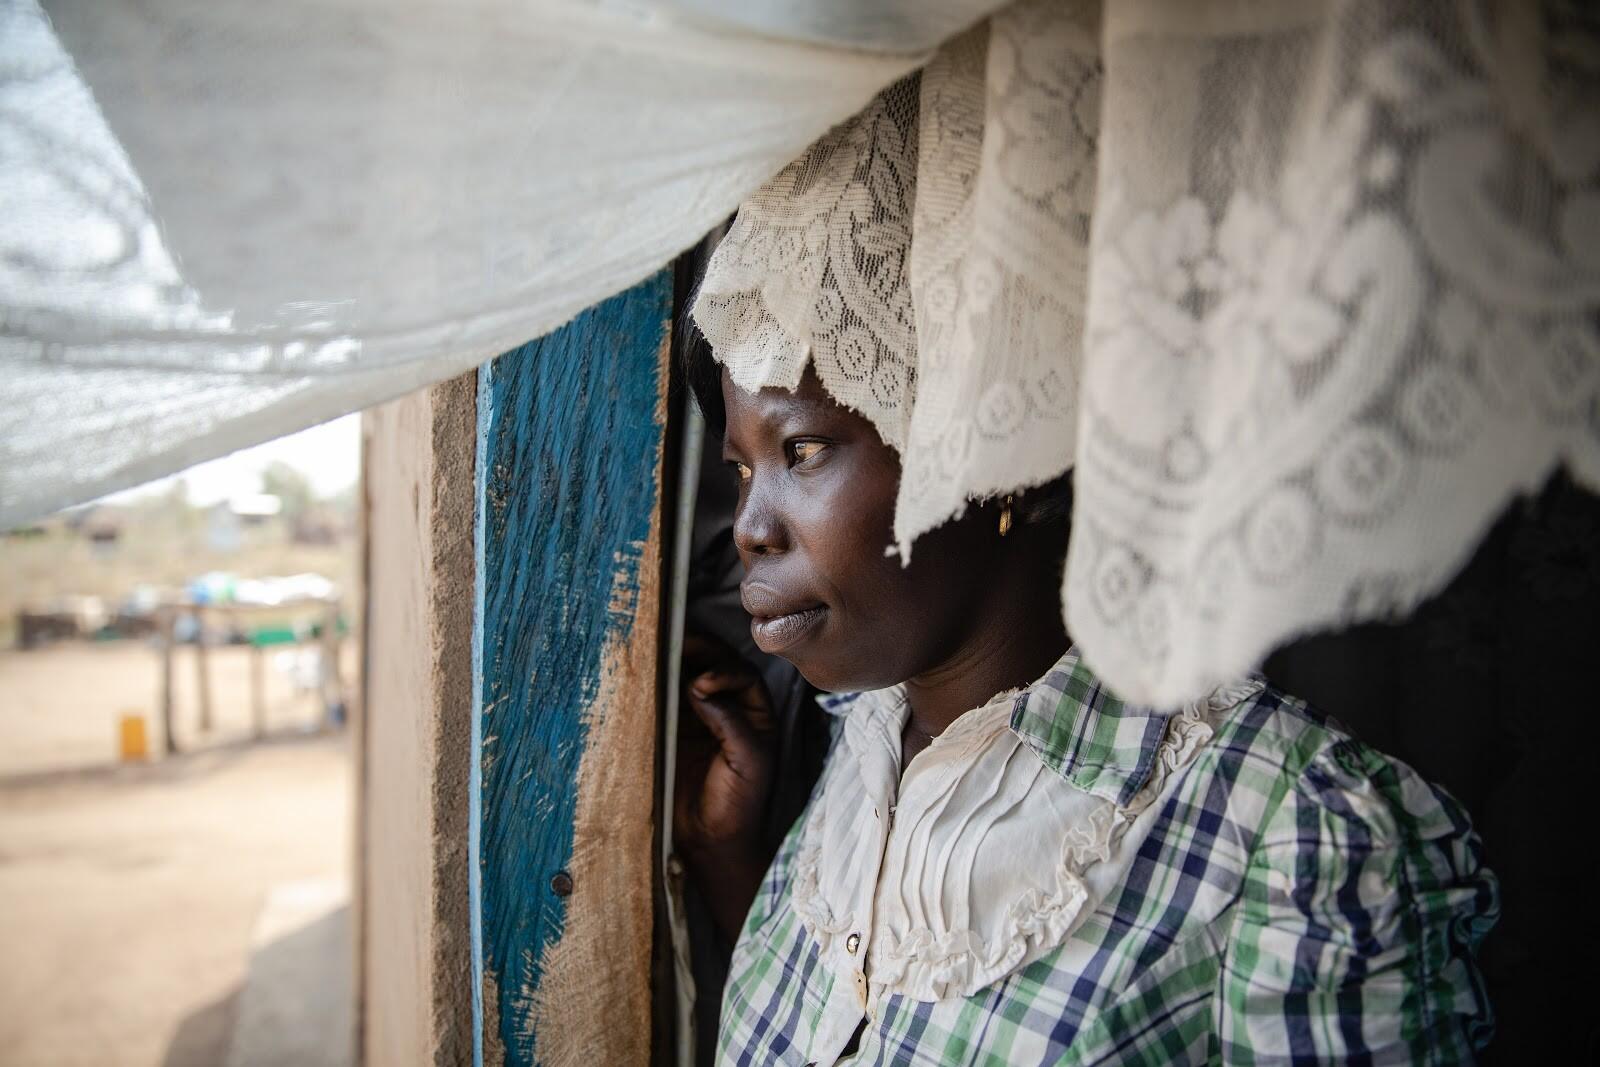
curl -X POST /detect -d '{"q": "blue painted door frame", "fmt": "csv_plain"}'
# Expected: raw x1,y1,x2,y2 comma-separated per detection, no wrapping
472,271,674,1066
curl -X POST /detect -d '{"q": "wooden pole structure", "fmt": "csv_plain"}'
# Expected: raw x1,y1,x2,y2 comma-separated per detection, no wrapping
159,605,177,755
194,606,214,733
320,602,342,729
250,642,266,740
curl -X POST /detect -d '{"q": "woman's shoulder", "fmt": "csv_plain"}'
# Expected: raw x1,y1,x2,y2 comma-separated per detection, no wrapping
1190,684,1500,1060
1197,681,1480,851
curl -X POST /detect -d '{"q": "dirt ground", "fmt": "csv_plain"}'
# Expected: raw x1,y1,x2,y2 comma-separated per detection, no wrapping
0,643,352,1066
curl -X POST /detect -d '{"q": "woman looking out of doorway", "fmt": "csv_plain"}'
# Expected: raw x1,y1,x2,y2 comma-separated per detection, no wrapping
674,360,1497,1066
674,53,1496,1067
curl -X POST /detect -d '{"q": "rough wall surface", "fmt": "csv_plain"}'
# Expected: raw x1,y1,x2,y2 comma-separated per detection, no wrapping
475,274,671,1067
360,374,476,1066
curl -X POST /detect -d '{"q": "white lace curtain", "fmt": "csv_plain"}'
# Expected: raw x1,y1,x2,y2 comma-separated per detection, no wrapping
4,0,1597,707
691,0,1600,706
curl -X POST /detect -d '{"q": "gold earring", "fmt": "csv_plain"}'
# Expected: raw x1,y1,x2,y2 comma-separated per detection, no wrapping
998,494,1014,537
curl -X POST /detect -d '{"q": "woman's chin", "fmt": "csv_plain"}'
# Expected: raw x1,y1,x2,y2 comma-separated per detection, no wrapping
788,654,904,698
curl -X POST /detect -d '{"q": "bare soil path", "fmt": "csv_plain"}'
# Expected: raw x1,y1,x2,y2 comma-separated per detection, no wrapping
0,644,349,1067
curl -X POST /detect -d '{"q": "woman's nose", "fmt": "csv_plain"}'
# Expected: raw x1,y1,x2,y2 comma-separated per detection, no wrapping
732,477,787,557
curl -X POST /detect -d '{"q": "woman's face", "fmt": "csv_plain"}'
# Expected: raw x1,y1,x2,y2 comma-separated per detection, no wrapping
721,367,1001,692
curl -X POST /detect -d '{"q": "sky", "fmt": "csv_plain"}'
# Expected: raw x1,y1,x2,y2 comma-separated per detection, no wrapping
103,414,362,508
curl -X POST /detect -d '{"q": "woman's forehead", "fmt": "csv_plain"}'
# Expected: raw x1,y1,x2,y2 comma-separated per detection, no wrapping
722,366,846,426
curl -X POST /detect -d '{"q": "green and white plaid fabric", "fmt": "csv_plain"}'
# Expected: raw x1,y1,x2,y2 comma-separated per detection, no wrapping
719,652,1498,1065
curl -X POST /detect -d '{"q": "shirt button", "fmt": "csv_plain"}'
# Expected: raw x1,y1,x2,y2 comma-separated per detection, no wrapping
846,932,861,955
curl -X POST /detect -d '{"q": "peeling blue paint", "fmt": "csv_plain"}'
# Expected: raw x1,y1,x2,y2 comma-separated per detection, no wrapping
473,272,672,1066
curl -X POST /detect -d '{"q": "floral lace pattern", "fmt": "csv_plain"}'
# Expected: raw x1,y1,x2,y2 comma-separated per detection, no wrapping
1071,3,1600,705
692,74,923,450
896,1,1100,556
694,0,1600,707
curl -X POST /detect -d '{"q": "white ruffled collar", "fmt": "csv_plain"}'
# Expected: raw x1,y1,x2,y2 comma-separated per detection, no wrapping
794,653,1261,1001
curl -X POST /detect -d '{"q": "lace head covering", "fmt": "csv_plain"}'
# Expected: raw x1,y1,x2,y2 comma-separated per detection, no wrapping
690,1,1100,561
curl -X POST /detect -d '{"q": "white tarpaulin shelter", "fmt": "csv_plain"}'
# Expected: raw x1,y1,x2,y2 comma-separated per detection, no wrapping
3,0,1597,707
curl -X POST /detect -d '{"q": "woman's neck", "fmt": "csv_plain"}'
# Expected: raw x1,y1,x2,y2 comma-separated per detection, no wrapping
901,536,1069,752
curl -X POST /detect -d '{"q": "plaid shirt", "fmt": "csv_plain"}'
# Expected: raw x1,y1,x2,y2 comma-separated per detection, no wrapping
718,650,1497,1065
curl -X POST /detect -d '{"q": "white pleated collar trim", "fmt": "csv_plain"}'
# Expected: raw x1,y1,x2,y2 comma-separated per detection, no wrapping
797,656,1262,1001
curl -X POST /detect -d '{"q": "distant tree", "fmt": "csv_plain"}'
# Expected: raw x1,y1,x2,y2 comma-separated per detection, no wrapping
165,477,190,509
324,482,359,518
261,461,315,520
127,477,196,534
163,477,200,533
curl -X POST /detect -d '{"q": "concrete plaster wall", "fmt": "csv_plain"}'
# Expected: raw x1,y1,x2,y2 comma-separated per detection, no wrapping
358,374,477,1066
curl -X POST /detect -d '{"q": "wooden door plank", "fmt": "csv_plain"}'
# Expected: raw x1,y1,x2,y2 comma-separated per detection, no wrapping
473,273,672,1067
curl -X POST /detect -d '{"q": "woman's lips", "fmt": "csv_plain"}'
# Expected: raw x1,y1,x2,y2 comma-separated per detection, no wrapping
741,581,827,654
749,605,828,654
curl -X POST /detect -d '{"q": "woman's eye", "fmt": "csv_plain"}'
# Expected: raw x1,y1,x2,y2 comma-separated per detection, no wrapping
790,441,826,465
